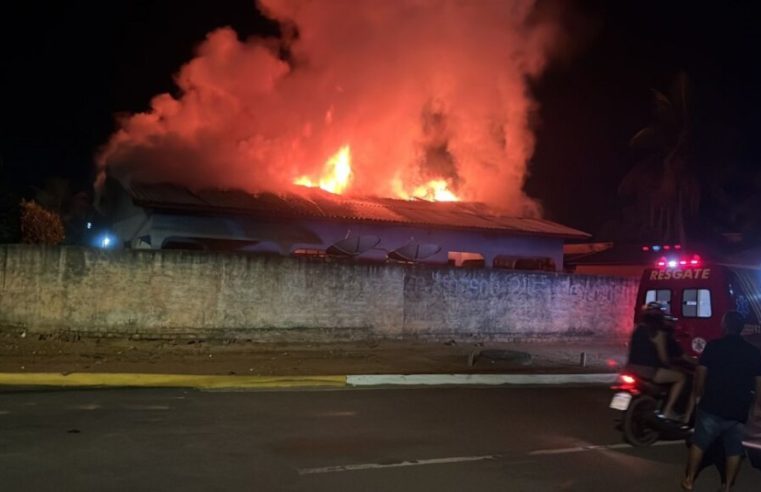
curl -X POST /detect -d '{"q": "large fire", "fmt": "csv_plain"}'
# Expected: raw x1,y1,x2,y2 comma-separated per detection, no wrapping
97,0,562,215
295,145,459,202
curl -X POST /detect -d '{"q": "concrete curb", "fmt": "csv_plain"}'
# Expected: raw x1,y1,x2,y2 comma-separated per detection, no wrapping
346,373,618,386
0,373,347,389
0,372,617,389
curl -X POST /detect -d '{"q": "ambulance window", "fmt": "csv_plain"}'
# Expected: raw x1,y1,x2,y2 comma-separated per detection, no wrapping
645,289,672,312
683,289,712,318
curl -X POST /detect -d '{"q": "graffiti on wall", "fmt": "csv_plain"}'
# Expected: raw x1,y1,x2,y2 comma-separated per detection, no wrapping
403,269,638,340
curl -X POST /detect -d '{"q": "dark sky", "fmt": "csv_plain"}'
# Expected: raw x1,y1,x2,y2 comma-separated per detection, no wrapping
2,0,760,235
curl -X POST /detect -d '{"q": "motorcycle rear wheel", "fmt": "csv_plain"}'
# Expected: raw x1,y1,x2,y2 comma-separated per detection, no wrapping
623,395,660,447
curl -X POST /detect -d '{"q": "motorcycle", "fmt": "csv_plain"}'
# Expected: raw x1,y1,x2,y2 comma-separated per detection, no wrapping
609,372,693,446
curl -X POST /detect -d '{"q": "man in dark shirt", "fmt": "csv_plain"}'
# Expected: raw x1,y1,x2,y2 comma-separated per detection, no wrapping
682,311,761,491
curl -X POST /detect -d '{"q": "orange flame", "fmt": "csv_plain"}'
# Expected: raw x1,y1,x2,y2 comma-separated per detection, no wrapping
296,145,460,202
295,145,352,194
411,179,460,202
393,178,460,202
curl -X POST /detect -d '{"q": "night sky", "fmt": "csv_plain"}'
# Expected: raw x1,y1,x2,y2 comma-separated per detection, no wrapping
2,0,759,236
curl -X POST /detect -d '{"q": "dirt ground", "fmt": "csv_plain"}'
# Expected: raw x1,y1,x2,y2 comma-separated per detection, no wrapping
0,333,627,375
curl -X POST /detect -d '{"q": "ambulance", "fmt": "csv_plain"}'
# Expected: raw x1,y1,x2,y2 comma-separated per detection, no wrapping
635,244,761,355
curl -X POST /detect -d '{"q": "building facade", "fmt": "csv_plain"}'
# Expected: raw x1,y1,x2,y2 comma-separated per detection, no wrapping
96,179,589,271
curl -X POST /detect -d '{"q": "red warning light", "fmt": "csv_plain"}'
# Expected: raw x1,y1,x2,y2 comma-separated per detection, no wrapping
642,246,650,252
674,244,682,250
656,254,704,269
663,245,671,251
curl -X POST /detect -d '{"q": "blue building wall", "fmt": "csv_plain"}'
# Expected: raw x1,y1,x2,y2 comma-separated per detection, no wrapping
110,210,563,270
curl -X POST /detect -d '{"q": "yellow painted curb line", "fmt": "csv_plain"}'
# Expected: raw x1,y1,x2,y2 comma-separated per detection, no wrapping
0,373,347,389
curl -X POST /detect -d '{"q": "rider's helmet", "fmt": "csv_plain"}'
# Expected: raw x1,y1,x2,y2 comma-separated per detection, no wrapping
643,301,666,314
640,301,677,326
639,301,666,325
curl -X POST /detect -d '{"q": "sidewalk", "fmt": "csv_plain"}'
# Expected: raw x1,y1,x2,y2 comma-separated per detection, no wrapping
0,334,627,377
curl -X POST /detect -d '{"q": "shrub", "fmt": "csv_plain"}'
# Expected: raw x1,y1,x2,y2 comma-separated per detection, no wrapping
19,199,65,245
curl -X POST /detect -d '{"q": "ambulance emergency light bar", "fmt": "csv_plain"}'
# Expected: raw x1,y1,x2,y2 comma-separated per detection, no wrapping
655,255,702,269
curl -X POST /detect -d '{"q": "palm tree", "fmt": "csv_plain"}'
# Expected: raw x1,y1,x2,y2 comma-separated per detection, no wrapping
619,72,701,245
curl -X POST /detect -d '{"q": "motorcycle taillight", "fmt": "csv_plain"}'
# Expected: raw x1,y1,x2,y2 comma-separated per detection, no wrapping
611,373,639,393
619,374,636,385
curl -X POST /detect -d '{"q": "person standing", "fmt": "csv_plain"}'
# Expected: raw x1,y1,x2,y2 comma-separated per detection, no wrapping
682,311,761,491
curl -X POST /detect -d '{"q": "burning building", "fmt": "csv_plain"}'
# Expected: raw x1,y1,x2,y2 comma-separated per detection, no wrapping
93,1,582,268
96,176,588,271
97,1,566,215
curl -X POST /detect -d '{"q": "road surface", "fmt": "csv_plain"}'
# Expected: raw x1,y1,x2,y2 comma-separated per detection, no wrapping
0,386,757,491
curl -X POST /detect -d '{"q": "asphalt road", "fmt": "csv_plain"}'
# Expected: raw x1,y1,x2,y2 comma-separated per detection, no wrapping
0,386,758,491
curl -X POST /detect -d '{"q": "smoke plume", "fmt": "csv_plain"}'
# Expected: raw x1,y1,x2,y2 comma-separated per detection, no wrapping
98,0,562,214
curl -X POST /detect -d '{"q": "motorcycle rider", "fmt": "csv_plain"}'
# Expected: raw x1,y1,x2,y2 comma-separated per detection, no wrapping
663,311,698,422
662,311,698,368
626,302,690,422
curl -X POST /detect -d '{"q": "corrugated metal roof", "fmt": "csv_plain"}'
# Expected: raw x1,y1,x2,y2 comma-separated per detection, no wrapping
127,182,589,239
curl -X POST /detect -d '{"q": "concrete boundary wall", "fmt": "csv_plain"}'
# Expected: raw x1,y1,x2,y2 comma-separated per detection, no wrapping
0,246,638,342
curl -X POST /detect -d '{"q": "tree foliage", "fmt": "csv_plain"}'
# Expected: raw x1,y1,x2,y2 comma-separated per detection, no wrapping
614,72,700,244
19,199,65,245
34,177,90,223
34,177,91,244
